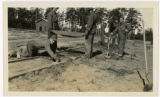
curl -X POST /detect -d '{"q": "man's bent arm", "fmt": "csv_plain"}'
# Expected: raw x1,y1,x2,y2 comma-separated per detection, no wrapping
45,43,57,59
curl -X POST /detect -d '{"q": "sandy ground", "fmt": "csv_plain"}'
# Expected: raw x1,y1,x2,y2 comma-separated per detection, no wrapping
8,28,153,92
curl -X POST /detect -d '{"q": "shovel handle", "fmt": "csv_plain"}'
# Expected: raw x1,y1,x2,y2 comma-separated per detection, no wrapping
142,20,148,74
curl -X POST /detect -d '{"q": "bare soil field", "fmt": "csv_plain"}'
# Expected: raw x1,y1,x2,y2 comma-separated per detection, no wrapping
8,28,153,92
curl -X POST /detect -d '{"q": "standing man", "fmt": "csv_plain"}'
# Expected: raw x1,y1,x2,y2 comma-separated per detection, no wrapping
112,18,129,57
47,7,59,38
84,9,99,58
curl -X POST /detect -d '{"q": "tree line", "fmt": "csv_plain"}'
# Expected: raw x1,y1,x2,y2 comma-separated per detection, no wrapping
8,7,141,31
8,7,44,29
8,7,153,42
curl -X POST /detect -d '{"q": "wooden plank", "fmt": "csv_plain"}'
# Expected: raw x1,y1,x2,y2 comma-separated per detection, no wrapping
8,56,40,63
8,56,72,80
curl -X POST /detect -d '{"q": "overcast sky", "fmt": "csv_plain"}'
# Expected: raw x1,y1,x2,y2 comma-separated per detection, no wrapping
138,8,153,29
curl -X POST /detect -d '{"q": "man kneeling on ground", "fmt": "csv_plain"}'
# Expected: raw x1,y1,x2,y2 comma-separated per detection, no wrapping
9,32,60,62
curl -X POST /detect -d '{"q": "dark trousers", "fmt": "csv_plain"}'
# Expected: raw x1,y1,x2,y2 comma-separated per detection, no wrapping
85,34,94,58
118,32,126,56
48,28,52,38
100,31,105,45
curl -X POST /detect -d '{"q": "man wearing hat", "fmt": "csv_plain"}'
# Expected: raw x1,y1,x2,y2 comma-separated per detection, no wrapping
84,8,99,58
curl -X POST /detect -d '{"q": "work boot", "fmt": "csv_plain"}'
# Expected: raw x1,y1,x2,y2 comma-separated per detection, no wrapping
16,51,21,59
51,58,56,62
105,52,111,59
50,57,60,62
118,54,123,57
117,54,124,60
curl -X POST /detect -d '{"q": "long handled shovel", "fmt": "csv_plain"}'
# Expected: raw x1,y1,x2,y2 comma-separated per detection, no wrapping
142,20,152,91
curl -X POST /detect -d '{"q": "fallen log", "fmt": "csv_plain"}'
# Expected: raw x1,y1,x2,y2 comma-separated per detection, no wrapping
52,30,85,38
60,34,85,38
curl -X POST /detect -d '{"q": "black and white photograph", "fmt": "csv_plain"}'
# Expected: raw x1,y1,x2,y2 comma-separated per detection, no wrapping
3,1,159,96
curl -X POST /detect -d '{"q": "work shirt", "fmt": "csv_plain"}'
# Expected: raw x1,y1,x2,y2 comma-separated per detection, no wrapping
112,23,129,36
85,12,98,35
